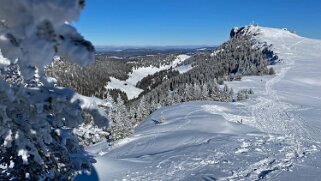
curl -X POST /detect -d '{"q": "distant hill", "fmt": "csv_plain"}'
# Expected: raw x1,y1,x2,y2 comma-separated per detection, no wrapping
95,46,215,58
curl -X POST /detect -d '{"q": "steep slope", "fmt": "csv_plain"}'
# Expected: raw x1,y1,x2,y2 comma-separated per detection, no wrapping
226,26,321,180
77,26,321,180
228,26,321,146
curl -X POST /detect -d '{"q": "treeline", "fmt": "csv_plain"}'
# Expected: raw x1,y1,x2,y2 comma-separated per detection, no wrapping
136,68,180,93
130,34,274,105
46,54,179,99
46,57,131,98
75,80,234,144
76,80,255,145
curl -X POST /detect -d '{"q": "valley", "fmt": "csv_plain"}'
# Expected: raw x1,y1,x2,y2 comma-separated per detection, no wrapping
76,26,321,180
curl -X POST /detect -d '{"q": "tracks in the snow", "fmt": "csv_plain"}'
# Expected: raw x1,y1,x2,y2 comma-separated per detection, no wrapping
232,39,321,180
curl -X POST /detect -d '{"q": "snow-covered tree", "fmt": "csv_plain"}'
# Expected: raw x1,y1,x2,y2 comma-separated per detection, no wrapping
166,91,175,105
0,0,110,180
222,84,232,101
185,83,194,101
159,112,166,124
268,67,276,75
201,84,209,100
104,91,115,118
237,89,250,101
137,95,149,120
74,119,109,146
0,0,95,84
107,94,132,142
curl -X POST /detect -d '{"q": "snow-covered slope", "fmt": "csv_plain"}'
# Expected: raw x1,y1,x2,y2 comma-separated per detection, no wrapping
106,55,191,99
230,26,321,180
77,26,321,180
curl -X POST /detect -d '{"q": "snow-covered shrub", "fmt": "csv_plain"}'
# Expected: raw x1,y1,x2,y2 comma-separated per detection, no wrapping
0,0,110,180
237,89,252,101
159,112,166,124
74,119,109,146
268,67,276,75
74,92,134,145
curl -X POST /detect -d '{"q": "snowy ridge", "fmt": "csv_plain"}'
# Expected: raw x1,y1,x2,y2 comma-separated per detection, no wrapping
106,54,191,99
226,26,321,179
77,26,321,180
249,26,321,144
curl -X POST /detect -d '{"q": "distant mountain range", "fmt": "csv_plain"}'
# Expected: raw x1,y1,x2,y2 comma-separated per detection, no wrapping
94,46,216,58
95,45,216,52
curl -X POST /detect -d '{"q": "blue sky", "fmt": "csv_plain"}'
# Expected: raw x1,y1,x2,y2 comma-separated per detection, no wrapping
74,0,321,46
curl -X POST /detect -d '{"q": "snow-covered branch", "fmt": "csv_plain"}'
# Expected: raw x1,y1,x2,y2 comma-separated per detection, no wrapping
0,0,110,180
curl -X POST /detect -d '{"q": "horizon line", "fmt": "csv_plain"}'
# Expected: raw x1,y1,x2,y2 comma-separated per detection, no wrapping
94,44,217,48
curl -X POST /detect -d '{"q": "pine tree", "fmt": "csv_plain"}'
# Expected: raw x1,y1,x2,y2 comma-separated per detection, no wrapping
229,88,234,101
201,84,209,100
223,84,231,101
166,91,175,105
150,98,158,112
237,89,249,101
108,94,132,141
105,91,115,118
137,95,149,120
193,84,202,100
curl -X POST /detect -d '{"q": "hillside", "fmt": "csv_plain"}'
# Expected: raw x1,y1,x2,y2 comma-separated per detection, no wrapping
77,26,321,180
106,54,192,99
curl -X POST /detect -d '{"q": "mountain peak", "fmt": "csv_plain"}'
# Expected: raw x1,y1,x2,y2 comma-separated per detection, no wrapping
230,25,300,40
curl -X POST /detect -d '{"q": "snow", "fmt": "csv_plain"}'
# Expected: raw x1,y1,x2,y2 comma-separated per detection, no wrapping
76,102,260,180
0,51,10,68
171,54,191,66
70,92,110,128
106,55,191,99
77,26,321,180
18,149,29,165
211,49,224,57
77,101,317,181
0,0,94,81
174,64,193,73
226,26,321,179
0,1,108,178
3,129,13,148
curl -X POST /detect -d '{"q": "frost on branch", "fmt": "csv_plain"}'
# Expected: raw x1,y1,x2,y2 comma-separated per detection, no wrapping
0,0,110,180
0,81,110,180
0,0,95,82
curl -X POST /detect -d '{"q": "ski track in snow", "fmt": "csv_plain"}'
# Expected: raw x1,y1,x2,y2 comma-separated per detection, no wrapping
252,37,318,145
226,33,321,180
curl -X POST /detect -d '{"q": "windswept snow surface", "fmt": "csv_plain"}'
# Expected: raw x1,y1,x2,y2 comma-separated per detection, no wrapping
0,51,10,68
78,27,321,180
106,55,191,99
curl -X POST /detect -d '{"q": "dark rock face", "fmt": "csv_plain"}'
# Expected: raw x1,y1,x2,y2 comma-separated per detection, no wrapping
230,25,266,39
230,27,239,39
262,47,279,65
230,27,246,39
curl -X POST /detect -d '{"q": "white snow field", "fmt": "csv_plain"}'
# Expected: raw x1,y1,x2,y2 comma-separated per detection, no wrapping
106,55,191,100
77,26,321,180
